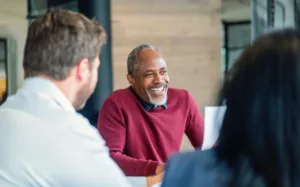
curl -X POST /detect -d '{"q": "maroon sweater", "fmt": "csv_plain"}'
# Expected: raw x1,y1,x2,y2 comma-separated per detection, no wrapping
97,87,204,176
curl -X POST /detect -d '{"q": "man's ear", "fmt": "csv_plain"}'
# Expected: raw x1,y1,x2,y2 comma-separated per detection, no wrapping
76,58,90,81
127,74,135,86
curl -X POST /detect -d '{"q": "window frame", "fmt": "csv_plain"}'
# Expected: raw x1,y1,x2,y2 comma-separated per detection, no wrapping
222,20,251,75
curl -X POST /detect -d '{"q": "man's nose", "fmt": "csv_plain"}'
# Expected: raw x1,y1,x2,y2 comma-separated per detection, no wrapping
153,74,163,84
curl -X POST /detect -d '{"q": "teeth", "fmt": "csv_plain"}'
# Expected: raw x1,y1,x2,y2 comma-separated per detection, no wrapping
150,87,164,92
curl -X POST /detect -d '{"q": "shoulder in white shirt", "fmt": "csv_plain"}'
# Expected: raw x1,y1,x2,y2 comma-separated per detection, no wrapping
0,77,134,187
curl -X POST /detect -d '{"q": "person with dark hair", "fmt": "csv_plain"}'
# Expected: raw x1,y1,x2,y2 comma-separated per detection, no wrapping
161,28,300,187
98,44,204,185
0,8,132,187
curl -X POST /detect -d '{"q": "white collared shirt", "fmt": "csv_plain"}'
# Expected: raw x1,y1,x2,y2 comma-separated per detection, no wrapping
0,77,133,187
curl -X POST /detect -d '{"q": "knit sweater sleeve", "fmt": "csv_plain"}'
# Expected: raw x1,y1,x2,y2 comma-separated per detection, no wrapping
97,96,159,176
185,91,204,149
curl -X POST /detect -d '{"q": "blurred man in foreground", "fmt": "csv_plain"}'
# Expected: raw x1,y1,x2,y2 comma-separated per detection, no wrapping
0,8,131,187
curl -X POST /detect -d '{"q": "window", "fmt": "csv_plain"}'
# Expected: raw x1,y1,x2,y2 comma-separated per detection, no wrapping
222,21,251,75
27,0,78,23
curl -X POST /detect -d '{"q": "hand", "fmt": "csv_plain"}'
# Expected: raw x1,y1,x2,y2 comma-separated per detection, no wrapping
146,172,164,187
155,163,165,174
146,163,165,187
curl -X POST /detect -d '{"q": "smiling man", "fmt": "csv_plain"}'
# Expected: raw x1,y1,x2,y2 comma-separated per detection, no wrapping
97,44,204,181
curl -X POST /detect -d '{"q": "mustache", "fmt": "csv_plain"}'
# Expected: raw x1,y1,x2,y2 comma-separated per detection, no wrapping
149,83,168,89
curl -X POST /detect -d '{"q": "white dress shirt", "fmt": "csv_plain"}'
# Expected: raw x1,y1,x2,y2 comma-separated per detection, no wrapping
0,77,134,187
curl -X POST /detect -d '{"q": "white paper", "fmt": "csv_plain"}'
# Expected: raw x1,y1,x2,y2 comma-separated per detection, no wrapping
152,182,161,187
126,177,146,187
202,106,226,150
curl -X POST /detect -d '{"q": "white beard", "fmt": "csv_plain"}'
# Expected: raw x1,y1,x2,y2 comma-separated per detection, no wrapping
147,91,167,106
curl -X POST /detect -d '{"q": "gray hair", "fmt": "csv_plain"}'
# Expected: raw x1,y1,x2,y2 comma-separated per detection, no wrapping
127,44,161,76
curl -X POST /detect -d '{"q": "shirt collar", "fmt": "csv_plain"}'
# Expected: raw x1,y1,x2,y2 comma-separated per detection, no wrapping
130,87,167,112
22,77,75,112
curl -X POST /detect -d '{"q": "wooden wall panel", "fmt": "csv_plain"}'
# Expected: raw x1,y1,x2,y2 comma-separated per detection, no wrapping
111,0,222,150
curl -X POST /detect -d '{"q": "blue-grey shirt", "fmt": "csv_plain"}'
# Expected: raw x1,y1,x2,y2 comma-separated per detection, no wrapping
161,149,231,187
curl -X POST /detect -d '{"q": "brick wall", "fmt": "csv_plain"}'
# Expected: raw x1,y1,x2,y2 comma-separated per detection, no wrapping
111,0,222,151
